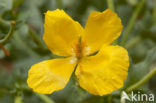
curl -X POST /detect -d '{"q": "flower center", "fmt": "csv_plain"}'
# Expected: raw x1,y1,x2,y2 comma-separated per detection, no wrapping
73,40,87,60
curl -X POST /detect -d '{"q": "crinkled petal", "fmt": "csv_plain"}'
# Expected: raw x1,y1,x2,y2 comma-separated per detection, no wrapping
82,9,123,55
43,9,83,56
75,45,129,96
27,57,77,94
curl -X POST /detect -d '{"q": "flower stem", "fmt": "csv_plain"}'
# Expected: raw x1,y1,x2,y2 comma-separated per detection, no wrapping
153,0,156,22
120,0,146,46
13,33,39,57
0,21,16,45
107,0,119,45
56,0,63,9
29,28,46,50
107,0,114,11
125,36,143,49
0,17,10,26
35,93,55,103
108,95,112,103
126,67,156,92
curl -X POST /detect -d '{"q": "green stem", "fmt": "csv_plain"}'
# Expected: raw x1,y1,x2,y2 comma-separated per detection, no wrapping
107,0,114,11
0,21,16,45
108,95,112,103
125,36,142,49
107,0,118,45
13,33,39,58
153,0,156,22
126,67,156,92
56,0,63,9
35,93,55,103
120,0,146,46
0,17,10,26
29,28,46,50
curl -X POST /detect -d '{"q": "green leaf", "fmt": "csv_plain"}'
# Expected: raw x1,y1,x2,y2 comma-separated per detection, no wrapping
0,0,13,15
125,47,156,90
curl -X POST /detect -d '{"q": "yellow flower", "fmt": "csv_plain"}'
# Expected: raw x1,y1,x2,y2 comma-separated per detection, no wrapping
27,9,129,96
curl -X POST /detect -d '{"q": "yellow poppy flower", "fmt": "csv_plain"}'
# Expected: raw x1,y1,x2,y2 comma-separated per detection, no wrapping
27,9,129,96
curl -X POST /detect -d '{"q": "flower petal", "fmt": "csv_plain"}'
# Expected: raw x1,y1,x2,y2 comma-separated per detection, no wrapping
43,9,83,56
27,57,77,94
82,9,123,55
75,45,129,96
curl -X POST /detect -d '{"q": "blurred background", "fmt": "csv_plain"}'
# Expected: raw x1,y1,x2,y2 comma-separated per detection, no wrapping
0,0,156,103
